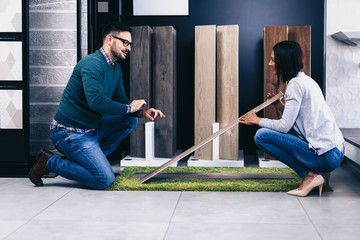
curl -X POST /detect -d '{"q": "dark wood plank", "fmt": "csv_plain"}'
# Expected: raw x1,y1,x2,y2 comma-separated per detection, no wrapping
263,26,288,120
194,25,216,160
217,25,239,160
152,26,177,158
129,26,152,157
263,26,288,160
288,26,311,76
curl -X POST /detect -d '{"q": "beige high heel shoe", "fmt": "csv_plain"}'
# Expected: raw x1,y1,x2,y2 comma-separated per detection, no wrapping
287,174,325,197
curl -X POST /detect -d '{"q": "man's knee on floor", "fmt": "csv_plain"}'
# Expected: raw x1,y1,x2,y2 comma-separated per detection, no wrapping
93,172,115,190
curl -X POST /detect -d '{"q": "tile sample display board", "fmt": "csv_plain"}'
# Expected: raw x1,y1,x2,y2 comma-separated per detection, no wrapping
263,25,311,160
217,25,239,160
0,0,28,174
194,25,216,160
129,26,152,158
152,26,177,158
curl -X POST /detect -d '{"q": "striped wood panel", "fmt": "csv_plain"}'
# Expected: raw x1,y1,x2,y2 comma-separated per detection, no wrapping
129,26,152,157
263,26,288,120
217,25,239,160
263,26,287,160
152,26,177,158
288,26,311,76
194,25,216,160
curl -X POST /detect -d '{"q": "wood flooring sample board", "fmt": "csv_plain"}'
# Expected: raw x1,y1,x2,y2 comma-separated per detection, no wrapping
129,26,152,158
152,26,177,158
194,25,216,160
288,26,311,76
263,26,288,120
217,25,239,160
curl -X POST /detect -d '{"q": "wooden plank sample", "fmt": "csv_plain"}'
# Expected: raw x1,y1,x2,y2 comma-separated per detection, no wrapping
134,172,294,180
263,26,288,120
288,26,311,76
263,26,311,161
217,25,239,160
194,25,216,160
263,26,287,160
138,93,284,184
152,26,177,158
129,26,152,158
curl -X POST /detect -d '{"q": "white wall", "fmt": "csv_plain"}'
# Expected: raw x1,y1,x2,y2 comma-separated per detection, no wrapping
326,0,360,128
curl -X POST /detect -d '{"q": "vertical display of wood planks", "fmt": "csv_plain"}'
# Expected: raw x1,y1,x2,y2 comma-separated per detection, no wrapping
129,26,152,158
194,25,216,160
263,25,311,160
217,25,239,160
152,26,177,158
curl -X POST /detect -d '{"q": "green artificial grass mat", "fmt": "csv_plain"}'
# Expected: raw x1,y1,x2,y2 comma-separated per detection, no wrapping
106,166,333,192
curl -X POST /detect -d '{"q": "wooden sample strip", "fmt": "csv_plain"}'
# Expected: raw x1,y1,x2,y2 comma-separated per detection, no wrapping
133,172,294,180
129,26,152,158
263,26,288,120
194,25,216,160
138,92,283,184
217,25,239,160
152,26,177,158
263,26,288,161
288,26,311,76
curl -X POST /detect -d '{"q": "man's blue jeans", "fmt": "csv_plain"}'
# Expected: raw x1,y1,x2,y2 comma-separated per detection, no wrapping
254,128,344,178
47,115,137,189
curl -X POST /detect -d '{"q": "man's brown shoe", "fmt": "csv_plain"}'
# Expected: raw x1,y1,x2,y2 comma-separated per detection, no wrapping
29,148,53,186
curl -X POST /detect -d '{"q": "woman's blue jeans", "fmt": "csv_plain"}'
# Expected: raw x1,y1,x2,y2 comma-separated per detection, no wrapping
48,115,137,189
254,128,344,178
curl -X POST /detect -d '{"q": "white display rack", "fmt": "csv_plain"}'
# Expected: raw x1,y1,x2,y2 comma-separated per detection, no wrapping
256,150,288,168
121,122,179,167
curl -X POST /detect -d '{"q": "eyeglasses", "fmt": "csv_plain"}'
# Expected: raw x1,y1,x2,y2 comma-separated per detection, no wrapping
111,35,132,47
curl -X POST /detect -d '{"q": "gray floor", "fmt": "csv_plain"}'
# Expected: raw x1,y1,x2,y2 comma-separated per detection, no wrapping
1,160,360,240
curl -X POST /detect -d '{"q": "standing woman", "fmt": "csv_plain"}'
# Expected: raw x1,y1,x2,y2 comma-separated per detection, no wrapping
239,40,344,197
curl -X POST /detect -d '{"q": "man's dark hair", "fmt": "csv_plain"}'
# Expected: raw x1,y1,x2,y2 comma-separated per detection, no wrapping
273,40,304,83
102,22,131,42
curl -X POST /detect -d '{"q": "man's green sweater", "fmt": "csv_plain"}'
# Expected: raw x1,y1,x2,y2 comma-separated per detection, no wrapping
54,50,131,129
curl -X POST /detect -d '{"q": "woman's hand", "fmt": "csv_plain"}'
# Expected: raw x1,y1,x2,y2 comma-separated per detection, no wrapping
238,111,261,125
140,108,165,121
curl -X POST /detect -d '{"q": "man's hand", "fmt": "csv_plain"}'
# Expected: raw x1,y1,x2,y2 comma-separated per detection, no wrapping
140,108,165,121
238,111,261,125
130,99,146,113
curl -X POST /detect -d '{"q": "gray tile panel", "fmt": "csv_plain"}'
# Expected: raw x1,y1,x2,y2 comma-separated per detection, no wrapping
29,67,73,85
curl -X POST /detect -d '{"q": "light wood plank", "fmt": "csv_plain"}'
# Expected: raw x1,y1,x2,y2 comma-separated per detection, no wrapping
129,26,152,158
194,25,216,160
217,25,239,160
138,93,283,183
152,26,177,158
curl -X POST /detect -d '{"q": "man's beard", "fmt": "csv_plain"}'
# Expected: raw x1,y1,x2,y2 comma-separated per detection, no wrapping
110,46,127,61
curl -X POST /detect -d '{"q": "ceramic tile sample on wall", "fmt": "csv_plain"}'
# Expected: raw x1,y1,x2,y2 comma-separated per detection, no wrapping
0,90,22,129
0,42,22,81
0,0,22,32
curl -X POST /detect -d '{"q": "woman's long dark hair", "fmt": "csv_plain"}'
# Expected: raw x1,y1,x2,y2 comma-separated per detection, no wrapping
273,40,304,84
